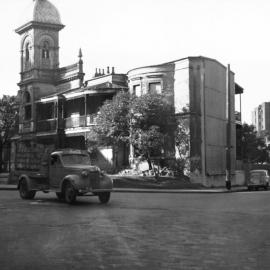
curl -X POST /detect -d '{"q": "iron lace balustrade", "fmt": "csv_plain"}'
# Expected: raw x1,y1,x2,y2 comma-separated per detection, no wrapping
64,114,97,129
36,119,57,132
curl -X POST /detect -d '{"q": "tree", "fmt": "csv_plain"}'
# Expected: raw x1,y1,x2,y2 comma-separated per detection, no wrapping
0,95,17,172
90,91,175,170
175,111,190,174
87,91,131,168
241,123,269,163
130,93,175,167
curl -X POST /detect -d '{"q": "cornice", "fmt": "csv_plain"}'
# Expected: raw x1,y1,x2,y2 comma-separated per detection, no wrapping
15,21,65,35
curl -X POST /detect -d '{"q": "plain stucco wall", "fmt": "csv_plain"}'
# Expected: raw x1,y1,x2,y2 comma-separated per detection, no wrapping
128,57,237,187
203,59,234,175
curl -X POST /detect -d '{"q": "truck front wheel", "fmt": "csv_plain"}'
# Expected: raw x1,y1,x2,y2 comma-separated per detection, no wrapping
56,192,65,200
64,183,77,204
98,192,111,204
19,179,36,200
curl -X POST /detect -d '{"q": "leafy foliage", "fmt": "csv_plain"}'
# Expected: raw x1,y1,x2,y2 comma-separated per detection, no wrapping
89,92,176,169
0,95,17,171
241,123,269,163
89,91,131,147
0,95,17,145
130,93,175,158
175,113,190,174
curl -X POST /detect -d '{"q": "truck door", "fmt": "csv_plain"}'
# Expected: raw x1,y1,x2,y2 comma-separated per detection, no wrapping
49,154,63,187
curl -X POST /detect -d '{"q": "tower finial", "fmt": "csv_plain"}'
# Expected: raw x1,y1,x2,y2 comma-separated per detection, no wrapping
78,48,82,59
78,48,84,87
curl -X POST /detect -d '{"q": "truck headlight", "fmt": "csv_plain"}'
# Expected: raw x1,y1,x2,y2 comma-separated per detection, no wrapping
81,170,89,178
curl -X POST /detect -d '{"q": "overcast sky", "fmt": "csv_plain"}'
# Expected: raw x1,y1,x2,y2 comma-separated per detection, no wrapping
0,0,269,123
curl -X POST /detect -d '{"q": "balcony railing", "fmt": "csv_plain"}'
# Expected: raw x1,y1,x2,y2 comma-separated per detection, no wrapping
36,119,57,133
19,114,98,134
65,114,97,129
19,121,34,134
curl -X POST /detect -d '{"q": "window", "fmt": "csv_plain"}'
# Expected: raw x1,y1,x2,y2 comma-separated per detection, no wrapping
149,82,161,94
25,43,30,61
133,85,141,96
23,91,31,103
24,105,32,120
37,103,55,120
51,155,60,166
42,41,50,59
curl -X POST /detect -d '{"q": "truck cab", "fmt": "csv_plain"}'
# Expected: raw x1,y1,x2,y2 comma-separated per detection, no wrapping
18,149,113,204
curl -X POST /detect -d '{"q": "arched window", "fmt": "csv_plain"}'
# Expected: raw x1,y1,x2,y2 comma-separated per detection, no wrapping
25,43,30,61
42,41,50,59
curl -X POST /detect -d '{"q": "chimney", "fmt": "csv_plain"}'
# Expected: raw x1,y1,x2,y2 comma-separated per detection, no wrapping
107,66,110,74
102,69,105,75
95,68,98,77
112,66,115,74
98,68,101,76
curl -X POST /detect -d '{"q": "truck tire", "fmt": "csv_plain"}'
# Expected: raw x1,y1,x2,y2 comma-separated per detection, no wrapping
64,183,77,204
98,192,110,204
56,192,65,200
19,179,36,200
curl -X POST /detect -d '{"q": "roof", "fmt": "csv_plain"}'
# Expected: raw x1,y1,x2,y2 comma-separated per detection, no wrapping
37,82,126,103
128,56,234,74
17,0,62,27
235,83,244,94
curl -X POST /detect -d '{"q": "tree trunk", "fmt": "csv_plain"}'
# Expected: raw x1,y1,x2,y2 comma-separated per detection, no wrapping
146,152,152,170
0,140,3,173
113,144,119,172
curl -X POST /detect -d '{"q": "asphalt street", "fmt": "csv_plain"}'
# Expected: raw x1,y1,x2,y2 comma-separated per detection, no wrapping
0,190,270,270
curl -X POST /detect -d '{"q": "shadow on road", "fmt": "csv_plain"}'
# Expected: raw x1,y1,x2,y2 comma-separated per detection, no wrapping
25,195,113,208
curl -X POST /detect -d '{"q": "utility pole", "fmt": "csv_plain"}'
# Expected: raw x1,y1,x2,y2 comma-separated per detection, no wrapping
226,64,232,190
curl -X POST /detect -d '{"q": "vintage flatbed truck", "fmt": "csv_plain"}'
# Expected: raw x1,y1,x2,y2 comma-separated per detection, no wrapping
17,149,113,204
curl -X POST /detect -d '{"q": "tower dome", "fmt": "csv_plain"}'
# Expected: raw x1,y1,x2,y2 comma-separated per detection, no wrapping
19,0,62,26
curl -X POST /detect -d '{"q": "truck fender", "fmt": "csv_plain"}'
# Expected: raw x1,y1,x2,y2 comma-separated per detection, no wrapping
18,174,31,190
60,175,80,193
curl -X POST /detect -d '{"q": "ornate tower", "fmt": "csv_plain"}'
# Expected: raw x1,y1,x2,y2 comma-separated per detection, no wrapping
16,0,64,86
15,0,64,130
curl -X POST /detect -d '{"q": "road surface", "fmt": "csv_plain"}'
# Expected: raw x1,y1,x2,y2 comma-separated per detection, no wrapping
0,190,270,269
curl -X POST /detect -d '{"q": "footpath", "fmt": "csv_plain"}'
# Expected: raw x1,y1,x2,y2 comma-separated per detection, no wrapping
0,173,247,193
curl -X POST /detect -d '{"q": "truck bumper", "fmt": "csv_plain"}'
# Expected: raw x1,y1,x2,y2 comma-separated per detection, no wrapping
77,188,113,195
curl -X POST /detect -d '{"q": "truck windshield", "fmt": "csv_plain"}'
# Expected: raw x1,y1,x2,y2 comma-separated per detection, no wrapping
62,154,91,165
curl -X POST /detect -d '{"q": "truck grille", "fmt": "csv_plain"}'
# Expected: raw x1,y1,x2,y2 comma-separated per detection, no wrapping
89,171,100,189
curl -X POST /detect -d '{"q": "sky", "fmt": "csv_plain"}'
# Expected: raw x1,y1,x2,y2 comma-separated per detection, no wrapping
0,0,270,124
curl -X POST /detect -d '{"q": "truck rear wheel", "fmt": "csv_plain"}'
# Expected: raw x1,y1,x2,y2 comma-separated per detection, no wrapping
64,183,76,204
19,179,36,200
98,192,110,204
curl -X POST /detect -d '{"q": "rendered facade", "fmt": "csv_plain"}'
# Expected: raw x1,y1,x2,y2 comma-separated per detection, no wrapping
10,0,244,187
128,58,239,186
252,103,270,135
252,102,270,146
10,0,128,180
